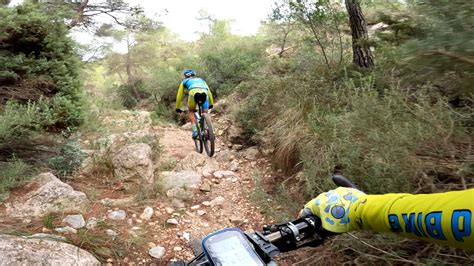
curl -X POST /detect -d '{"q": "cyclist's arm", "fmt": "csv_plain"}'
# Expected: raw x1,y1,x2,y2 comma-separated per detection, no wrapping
348,189,474,250
176,82,185,109
207,84,214,105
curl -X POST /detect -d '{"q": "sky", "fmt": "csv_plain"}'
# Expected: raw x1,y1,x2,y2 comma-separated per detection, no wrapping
10,0,276,41
127,0,276,41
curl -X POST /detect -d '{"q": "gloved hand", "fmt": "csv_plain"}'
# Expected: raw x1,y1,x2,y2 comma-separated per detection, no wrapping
300,187,365,233
209,105,213,109
176,109,183,114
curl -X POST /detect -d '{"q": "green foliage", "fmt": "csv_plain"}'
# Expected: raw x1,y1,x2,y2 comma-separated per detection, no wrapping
400,0,474,96
0,3,84,143
0,101,41,143
49,140,86,178
117,80,150,109
0,157,32,201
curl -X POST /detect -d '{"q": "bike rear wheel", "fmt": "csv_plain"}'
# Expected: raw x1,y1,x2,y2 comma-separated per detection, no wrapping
201,113,215,157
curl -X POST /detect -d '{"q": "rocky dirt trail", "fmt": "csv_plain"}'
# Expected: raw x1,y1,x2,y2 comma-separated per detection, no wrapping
0,109,293,265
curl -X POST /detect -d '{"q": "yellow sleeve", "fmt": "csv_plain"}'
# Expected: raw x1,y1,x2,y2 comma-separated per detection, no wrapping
349,189,474,250
175,82,184,109
206,82,214,105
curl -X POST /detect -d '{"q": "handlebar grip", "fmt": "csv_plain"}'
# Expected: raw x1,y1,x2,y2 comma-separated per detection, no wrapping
332,175,359,190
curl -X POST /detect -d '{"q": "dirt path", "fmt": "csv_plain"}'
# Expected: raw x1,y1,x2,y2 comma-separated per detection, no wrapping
0,110,295,265
154,121,274,263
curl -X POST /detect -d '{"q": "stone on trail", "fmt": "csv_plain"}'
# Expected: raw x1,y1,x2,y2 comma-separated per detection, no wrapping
0,234,100,265
106,229,118,237
213,170,236,179
166,187,191,200
149,246,166,259
161,171,202,190
243,147,259,160
190,205,200,211
108,210,127,220
111,143,155,184
197,210,206,216
171,199,185,208
166,218,179,225
86,217,98,230
5,172,90,219
165,207,175,214
62,214,86,229
230,160,240,172
202,201,212,207
200,179,212,192
54,226,77,234
139,207,154,220
211,196,225,207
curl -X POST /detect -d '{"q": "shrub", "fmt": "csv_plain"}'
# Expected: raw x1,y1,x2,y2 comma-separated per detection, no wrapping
49,140,86,178
0,157,32,201
0,4,84,139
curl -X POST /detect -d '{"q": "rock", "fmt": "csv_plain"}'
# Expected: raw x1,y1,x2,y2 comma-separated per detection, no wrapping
182,232,190,242
174,153,207,171
108,210,127,220
111,143,154,184
166,187,191,200
0,234,100,265
171,199,185,208
139,207,154,221
229,216,245,225
199,179,212,192
197,210,206,216
5,173,90,219
190,205,200,211
106,229,118,237
149,246,166,259
148,242,156,248
214,150,235,164
230,160,240,172
211,196,225,207
54,226,77,234
86,217,98,230
161,171,202,190
62,214,85,229
100,197,135,207
202,201,212,207
243,147,259,160
201,158,220,176
213,170,236,179
26,233,67,242
165,207,175,214
166,219,179,225
173,246,183,252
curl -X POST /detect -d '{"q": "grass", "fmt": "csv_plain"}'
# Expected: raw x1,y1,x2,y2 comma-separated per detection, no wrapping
0,157,32,202
249,171,302,223
42,213,58,229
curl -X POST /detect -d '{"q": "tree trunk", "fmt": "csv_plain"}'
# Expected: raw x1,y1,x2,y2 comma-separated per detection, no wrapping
345,0,374,68
126,32,140,99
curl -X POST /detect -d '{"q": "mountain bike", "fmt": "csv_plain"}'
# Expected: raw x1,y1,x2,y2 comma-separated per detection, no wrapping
191,92,215,157
172,175,358,265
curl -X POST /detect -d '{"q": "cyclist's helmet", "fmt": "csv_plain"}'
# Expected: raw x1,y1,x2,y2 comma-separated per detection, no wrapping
183,69,196,78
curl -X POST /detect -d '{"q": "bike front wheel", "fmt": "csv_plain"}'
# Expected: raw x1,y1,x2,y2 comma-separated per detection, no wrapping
201,113,215,157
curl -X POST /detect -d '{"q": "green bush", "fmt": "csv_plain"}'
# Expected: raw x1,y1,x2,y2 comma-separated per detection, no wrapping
0,101,40,143
117,80,150,109
0,3,84,142
0,157,32,201
49,141,86,178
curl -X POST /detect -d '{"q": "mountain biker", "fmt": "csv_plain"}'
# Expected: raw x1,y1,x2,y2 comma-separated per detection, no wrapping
175,69,215,139
300,187,474,250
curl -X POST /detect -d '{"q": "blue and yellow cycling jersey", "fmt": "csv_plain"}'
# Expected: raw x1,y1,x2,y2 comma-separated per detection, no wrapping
349,189,474,250
175,77,214,110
